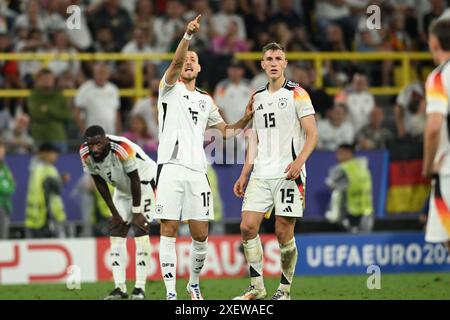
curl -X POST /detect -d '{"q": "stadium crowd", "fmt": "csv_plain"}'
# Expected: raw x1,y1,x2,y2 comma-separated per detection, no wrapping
0,0,448,154
0,0,448,238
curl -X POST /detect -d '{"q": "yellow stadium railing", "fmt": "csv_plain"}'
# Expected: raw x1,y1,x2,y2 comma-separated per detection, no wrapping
0,51,432,99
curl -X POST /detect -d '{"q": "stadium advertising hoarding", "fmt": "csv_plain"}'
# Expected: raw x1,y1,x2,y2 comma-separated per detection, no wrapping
1,233,449,285
296,232,450,275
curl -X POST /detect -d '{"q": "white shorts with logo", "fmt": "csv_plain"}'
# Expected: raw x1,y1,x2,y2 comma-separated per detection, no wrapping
155,163,213,221
113,181,155,223
426,175,450,243
242,175,305,218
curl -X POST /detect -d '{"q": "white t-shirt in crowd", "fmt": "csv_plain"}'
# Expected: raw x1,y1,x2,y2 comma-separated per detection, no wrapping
75,80,120,134
317,119,355,151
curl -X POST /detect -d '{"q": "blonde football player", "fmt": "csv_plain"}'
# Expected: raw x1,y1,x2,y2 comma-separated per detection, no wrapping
233,43,318,300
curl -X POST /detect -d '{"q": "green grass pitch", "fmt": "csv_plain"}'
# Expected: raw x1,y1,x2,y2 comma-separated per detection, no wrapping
1,273,449,300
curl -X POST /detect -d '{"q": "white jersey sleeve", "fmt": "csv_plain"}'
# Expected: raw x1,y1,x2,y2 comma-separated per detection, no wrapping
426,66,450,116
207,101,224,127
159,73,177,97
294,86,316,118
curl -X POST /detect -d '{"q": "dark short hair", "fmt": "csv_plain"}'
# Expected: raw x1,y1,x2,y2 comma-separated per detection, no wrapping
39,142,60,153
338,143,355,153
37,68,53,77
429,17,450,51
262,42,285,55
84,125,106,139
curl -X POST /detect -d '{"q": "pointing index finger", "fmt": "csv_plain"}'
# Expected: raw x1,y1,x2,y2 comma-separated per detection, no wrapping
195,14,202,23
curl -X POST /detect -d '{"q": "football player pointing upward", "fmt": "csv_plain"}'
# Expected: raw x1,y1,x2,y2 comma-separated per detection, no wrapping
233,43,318,300
156,15,253,300
80,125,157,300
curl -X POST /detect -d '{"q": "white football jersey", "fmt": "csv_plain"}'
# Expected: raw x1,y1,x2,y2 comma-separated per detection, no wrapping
251,80,315,179
157,75,224,173
426,59,450,175
80,135,157,195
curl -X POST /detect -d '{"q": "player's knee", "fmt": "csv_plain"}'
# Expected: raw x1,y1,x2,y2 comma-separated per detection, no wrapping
160,221,178,237
240,222,258,239
191,233,208,242
275,228,292,244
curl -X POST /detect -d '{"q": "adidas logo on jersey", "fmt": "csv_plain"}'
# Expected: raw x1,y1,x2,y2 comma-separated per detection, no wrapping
256,104,264,111
137,261,146,266
283,206,293,213
112,261,120,266
164,273,174,279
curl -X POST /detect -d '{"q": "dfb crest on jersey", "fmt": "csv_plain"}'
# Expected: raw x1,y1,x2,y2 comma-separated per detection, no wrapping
155,204,164,215
278,97,288,109
199,100,206,112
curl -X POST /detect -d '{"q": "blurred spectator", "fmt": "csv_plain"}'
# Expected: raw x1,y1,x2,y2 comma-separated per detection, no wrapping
335,71,375,132
214,61,253,164
0,141,15,239
269,0,304,30
323,24,353,86
13,0,46,32
184,0,215,51
388,0,419,42
317,103,355,150
211,20,248,55
133,0,156,41
357,106,393,150
28,69,71,152
131,78,159,141
153,0,187,52
421,0,446,48
4,113,34,154
315,0,359,49
290,63,333,119
325,143,374,233
46,30,80,78
122,27,156,54
243,0,271,47
394,81,425,138
25,143,67,238
74,63,121,135
123,114,158,154
385,13,413,52
92,26,116,52
89,0,133,50
0,31,24,115
16,28,48,86
41,0,66,33
212,0,247,39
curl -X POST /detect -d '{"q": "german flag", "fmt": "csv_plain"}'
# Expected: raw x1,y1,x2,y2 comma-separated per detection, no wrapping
386,139,431,213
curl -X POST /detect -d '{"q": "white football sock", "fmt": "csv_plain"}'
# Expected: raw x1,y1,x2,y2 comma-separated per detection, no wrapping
110,236,127,292
279,237,298,293
189,238,208,285
135,235,151,291
159,236,177,295
243,234,264,289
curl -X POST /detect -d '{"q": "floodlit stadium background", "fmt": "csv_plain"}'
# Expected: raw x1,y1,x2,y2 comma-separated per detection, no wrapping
0,0,449,299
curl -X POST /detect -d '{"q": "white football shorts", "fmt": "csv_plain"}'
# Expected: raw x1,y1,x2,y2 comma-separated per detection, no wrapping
242,175,305,218
154,163,214,221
